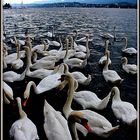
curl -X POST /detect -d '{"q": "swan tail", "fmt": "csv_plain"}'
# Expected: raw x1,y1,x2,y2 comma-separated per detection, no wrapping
103,125,119,137
131,118,137,127
113,79,124,86
83,74,92,85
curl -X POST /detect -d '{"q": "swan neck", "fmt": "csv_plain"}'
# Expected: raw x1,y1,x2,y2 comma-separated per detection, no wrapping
123,38,127,50
17,98,26,118
26,47,32,67
63,76,74,119
64,40,69,60
105,41,108,52
86,37,90,58
99,92,111,109
24,81,38,99
16,44,20,59
68,122,79,140
113,89,121,101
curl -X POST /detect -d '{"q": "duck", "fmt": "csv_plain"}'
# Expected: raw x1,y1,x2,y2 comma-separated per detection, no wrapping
111,87,137,127
63,38,87,69
121,37,137,55
63,63,91,85
9,97,39,140
3,68,26,83
43,99,72,140
102,50,123,85
3,81,14,104
121,57,137,74
11,43,24,69
58,73,119,138
73,90,111,110
99,40,111,65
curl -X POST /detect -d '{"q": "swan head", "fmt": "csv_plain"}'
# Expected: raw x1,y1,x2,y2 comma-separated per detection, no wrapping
121,57,128,65
121,36,127,42
110,86,120,100
68,111,92,132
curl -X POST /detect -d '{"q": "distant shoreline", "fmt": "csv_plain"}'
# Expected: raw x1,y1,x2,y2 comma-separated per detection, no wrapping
7,2,137,9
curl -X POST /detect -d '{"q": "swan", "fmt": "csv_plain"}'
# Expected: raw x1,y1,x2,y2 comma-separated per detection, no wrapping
4,51,25,65
100,26,116,41
63,38,87,69
103,50,123,85
68,111,92,140
111,87,137,126
46,26,55,38
43,99,72,140
63,63,91,85
121,37,137,55
74,34,90,59
10,36,25,46
9,97,39,140
23,64,65,99
32,40,49,53
99,40,111,65
24,46,54,79
46,38,60,47
3,69,26,83
121,57,137,74
11,43,24,69
73,90,111,110
3,81,14,104
58,73,119,138
73,30,87,52
25,45,56,70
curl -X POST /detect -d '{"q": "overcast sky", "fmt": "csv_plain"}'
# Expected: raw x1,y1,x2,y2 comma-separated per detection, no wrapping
4,0,137,4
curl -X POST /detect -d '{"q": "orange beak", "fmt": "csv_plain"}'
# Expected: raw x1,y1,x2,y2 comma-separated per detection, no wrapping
22,98,28,107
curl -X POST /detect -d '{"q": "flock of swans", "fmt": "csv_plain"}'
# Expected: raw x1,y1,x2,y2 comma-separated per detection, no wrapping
3,28,137,140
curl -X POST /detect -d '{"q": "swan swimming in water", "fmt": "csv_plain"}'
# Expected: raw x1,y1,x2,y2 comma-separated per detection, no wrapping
9,97,39,140
121,37,137,55
58,73,119,138
121,57,137,74
111,87,137,127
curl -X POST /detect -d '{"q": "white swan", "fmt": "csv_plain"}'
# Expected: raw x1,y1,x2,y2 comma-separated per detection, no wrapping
103,50,123,85
121,57,137,74
58,73,119,138
73,90,111,110
9,97,39,140
10,36,25,46
100,26,116,41
23,64,65,99
74,34,90,59
43,99,72,140
3,69,26,83
73,30,87,52
32,40,48,53
11,43,24,69
46,38,60,47
64,38,87,69
25,45,56,70
99,40,111,65
24,46,54,79
122,37,137,55
46,26,55,38
111,87,137,126
63,63,91,85
3,81,14,104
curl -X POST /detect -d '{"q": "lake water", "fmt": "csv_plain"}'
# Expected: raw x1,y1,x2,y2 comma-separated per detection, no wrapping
3,8,137,140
